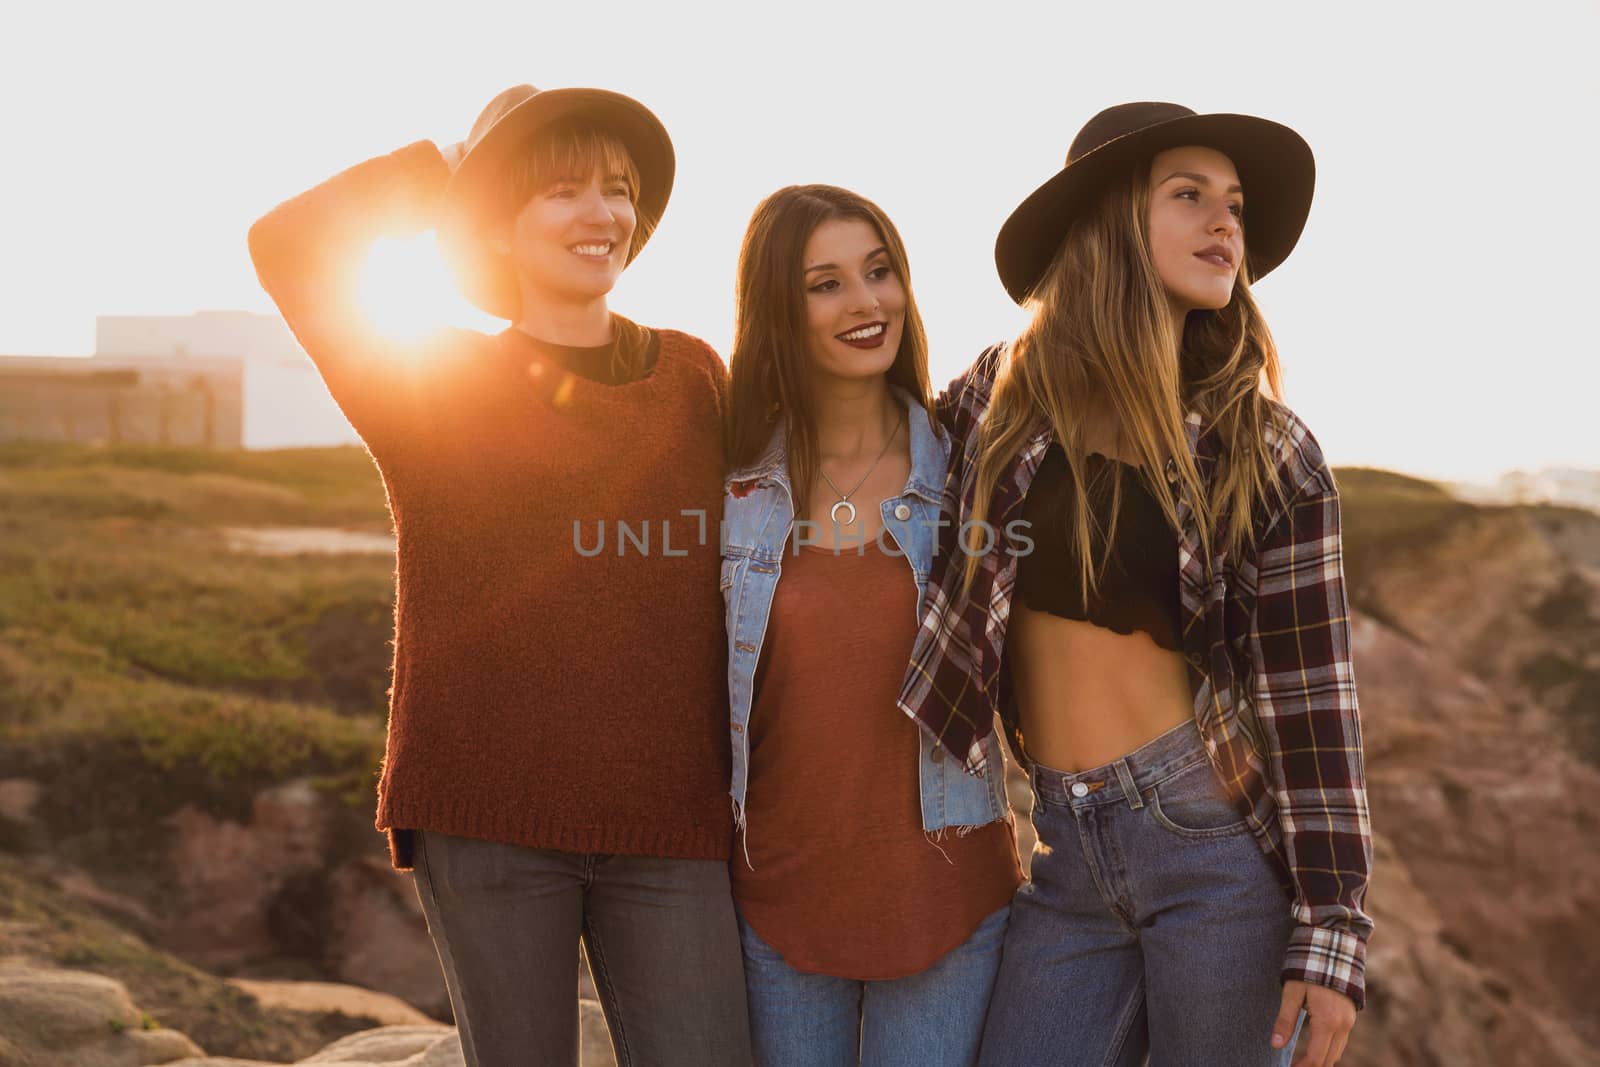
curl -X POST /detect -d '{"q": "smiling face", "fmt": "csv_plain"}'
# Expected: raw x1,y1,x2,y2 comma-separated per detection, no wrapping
801,216,907,385
500,166,637,305
1146,145,1245,317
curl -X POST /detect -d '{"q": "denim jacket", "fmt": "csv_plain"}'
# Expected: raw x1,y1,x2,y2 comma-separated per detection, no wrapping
721,387,1010,833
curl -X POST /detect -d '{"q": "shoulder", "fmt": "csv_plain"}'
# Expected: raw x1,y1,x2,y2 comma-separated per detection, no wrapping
1260,398,1337,500
963,342,1009,398
936,342,1010,435
652,328,725,371
651,328,728,399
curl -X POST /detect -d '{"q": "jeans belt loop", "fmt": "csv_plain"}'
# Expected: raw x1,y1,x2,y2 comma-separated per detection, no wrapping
1113,759,1143,810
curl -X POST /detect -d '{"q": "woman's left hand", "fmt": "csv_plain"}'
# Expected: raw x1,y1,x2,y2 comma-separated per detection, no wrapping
1273,979,1356,1066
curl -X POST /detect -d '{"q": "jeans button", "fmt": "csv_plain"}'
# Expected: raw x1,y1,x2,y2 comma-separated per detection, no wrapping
1070,782,1089,798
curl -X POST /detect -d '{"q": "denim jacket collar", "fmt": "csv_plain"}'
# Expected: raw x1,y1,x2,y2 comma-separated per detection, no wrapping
725,385,946,506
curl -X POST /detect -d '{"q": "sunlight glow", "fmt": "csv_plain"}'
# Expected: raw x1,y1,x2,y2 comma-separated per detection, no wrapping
358,235,497,342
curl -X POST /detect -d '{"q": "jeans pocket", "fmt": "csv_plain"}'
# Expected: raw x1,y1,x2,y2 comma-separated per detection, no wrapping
1146,760,1250,840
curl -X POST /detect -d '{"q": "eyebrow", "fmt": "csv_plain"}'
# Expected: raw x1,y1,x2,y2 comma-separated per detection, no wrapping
1160,171,1243,195
804,245,890,274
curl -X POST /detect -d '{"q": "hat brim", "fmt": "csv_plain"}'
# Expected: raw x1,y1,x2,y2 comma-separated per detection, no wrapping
438,88,676,320
995,113,1313,304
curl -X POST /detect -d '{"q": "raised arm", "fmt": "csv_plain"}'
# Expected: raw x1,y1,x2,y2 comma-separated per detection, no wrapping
246,140,464,445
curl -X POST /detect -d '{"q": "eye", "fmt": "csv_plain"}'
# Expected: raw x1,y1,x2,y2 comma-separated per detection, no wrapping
605,183,632,198
1228,202,1244,218
546,184,577,199
868,264,894,281
808,279,839,294
1175,188,1200,201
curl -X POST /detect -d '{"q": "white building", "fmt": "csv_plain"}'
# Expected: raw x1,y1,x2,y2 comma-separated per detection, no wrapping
95,311,360,450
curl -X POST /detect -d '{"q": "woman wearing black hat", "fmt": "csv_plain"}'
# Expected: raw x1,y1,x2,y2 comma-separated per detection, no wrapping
248,86,751,1066
897,104,1372,1066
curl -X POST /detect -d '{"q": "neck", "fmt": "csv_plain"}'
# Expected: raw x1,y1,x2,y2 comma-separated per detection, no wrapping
514,287,613,347
1168,300,1191,348
810,375,901,459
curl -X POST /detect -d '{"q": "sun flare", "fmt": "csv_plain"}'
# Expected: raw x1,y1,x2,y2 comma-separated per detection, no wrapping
358,234,500,341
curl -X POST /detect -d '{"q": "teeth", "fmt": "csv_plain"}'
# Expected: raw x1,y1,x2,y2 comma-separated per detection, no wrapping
839,324,884,341
571,243,612,256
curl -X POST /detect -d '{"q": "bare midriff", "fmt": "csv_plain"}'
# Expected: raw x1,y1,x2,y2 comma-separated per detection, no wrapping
1008,603,1193,772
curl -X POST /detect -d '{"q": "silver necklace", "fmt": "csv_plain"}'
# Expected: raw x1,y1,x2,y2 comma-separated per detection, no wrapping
818,412,904,526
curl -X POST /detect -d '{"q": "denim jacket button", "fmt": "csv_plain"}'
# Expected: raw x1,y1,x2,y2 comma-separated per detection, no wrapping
731,723,743,734
930,746,945,763
893,503,911,521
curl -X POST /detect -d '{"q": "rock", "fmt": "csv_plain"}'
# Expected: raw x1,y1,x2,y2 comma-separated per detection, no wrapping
160,1001,615,1066
163,780,331,972
224,980,434,1028
0,961,205,1066
579,999,615,1067
0,778,40,824
322,857,447,1019
296,1024,456,1063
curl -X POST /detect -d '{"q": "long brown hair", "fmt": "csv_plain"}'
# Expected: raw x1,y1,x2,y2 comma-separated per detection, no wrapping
726,185,933,514
963,162,1286,595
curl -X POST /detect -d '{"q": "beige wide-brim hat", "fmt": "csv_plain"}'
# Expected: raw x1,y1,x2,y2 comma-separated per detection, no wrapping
995,101,1314,304
437,85,675,320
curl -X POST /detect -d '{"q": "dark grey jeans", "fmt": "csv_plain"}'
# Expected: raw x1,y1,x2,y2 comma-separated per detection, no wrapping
411,829,753,1067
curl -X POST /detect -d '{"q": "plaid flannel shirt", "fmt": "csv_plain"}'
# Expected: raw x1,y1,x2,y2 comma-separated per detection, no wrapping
898,344,1374,1008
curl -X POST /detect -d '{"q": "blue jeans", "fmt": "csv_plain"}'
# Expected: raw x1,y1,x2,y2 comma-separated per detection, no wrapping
740,904,1010,1067
978,720,1305,1066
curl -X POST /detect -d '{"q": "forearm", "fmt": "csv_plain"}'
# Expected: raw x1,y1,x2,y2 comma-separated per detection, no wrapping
247,141,450,350
1251,483,1374,1008
245,141,453,438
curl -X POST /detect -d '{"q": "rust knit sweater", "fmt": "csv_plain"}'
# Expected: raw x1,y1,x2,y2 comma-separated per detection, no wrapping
248,142,732,867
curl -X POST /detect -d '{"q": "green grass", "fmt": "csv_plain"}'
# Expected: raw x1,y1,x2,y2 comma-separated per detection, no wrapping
1333,467,1476,616
0,443,393,851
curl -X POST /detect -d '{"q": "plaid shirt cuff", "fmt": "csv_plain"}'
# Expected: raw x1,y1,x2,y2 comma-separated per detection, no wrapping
1282,923,1367,1011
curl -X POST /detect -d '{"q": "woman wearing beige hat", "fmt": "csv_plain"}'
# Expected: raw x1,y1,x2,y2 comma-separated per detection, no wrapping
897,103,1373,1066
248,85,751,1066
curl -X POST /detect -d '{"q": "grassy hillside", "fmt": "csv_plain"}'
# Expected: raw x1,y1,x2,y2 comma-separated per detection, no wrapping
0,444,393,852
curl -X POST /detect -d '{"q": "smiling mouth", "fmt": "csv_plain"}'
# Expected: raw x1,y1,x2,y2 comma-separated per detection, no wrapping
570,242,613,258
836,322,885,342
835,321,889,350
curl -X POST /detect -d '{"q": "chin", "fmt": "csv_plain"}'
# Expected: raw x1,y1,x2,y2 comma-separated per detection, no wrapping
1179,284,1234,313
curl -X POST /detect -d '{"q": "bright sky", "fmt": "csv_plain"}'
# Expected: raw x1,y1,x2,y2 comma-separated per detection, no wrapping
2,1,1594,482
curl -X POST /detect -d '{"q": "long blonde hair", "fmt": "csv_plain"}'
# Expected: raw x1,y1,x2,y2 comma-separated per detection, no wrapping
963,163,1285,595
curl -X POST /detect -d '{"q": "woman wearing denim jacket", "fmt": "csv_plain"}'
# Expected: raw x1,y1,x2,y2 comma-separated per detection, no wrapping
720,185,1023,1066
900,105,1372,1066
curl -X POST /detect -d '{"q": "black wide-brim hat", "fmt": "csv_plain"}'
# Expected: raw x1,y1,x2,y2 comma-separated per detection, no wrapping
995,102,1314,304
438,85,675,320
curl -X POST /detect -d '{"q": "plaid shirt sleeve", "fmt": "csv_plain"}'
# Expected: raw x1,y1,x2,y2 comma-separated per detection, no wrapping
1249,452,1374,1009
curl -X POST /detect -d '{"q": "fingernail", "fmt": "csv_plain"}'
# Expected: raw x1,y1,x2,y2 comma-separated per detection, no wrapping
1271,1035,1285,1048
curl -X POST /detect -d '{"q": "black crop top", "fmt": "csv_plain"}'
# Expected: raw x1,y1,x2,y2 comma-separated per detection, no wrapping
1014,445,1184,652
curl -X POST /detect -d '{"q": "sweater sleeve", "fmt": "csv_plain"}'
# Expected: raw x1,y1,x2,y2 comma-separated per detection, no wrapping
246,141,454,451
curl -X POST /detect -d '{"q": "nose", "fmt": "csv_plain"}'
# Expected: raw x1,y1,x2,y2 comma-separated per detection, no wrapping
844,277,881,314
578,187,617,225
1209,203,1240,240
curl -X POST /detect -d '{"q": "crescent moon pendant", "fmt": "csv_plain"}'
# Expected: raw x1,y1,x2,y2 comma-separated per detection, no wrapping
830,500,858,525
